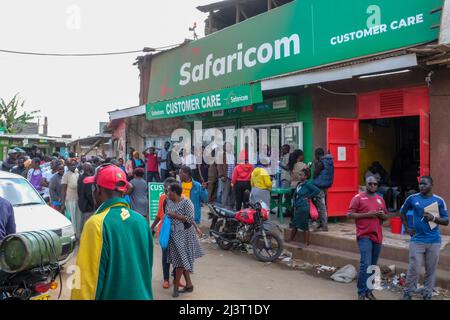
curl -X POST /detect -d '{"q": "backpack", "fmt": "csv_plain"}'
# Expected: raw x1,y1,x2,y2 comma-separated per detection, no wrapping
313,155,334,189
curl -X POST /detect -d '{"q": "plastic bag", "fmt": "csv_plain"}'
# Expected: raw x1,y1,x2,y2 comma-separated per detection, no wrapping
309,199,319,220
159,215,172,250
330,264,357,283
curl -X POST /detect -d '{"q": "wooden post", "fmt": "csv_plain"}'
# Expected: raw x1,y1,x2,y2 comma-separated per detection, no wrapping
81,139,103,157
236,3,240,23
208,11,214,35
268,0,272,10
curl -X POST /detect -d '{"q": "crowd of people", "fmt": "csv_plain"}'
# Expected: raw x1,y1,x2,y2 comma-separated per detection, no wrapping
125,142,335,230
70,164,205,299
2,142,447,301
1,145,207,299
1,142,336,297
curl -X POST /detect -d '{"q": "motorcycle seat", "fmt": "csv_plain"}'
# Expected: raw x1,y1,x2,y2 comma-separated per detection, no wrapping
213,205,236,218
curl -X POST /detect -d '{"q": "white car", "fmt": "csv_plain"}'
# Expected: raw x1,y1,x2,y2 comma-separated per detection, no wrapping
0,171,76,264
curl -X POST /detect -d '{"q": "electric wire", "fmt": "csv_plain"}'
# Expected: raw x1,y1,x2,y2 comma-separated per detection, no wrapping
0,42,184,57
317,85,358,96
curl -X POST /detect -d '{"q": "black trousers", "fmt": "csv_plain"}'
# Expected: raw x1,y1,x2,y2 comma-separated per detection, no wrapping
160,169,169,182
235,181,251,211
147,171,160,183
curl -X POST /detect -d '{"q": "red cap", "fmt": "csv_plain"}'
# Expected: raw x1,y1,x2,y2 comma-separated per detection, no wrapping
84,164,129,192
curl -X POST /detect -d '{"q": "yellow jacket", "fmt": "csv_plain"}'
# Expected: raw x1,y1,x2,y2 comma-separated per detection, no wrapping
251,167,272,190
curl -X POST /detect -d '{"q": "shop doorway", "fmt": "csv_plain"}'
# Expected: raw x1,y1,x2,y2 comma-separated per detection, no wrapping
326,86,430,216
359,116,420,212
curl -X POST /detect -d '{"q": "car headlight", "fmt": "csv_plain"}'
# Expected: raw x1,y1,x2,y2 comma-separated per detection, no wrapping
61,225,75,238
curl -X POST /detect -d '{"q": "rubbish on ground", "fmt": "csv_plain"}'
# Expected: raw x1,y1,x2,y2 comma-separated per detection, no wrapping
296,262,313,270
380,264,396,277
330,264,357,283
282,257,292,263
317,265,336,272
278,250,293,260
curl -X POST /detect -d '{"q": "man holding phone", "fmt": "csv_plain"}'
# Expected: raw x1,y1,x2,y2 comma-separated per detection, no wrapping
347,175,390,300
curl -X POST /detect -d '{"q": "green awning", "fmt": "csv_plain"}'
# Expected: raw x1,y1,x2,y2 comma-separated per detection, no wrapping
146,82,262,120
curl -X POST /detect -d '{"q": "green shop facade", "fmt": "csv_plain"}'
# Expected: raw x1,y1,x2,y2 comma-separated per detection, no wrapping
141,0,449,218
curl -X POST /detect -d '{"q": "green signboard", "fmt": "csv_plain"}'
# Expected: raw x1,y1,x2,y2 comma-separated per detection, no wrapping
146,83,263,120
148,0,441,103
148,182,164,223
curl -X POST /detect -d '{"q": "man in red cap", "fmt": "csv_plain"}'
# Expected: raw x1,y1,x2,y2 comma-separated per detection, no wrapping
71,164,153,300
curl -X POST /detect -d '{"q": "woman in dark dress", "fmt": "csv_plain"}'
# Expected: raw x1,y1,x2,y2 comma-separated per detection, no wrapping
166,182,204,298
287,168,320,246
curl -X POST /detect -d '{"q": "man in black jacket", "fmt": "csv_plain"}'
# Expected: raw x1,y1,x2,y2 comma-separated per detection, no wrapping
0,196,15,242
312,148,335,232
1,149,18,172
78,162,95,233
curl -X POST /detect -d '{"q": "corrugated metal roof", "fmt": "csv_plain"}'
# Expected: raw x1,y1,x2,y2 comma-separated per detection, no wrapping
0,134,57,141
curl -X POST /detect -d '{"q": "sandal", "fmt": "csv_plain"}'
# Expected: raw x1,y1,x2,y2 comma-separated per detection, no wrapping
162,280,170,289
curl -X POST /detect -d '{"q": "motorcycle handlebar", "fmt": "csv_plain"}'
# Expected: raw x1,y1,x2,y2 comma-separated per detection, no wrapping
248,202,262,210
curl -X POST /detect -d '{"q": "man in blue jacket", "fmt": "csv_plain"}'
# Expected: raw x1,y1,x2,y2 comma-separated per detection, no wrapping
313,148,334,232
179,166,208,224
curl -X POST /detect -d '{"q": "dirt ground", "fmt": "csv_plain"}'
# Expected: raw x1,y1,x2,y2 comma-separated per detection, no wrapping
50,240,404,300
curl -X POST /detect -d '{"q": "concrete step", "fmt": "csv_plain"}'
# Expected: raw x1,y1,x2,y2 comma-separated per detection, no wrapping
283,229,450,271
284,241,450,290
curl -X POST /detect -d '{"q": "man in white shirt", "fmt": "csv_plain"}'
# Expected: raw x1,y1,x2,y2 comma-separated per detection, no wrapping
158,141,170,181
182,148,199,180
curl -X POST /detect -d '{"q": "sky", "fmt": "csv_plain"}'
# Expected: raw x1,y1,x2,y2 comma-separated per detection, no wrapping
0,0,216,138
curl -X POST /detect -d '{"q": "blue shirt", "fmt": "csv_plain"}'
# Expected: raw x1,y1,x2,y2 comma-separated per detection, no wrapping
0,197,16,242
400,193,448,244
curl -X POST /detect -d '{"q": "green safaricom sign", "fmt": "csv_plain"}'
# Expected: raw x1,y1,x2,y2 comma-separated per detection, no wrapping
148,0,441,102
146,83,262,120
148,182,164,224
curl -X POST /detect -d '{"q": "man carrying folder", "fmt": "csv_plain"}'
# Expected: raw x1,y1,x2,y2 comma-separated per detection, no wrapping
400,176,449,300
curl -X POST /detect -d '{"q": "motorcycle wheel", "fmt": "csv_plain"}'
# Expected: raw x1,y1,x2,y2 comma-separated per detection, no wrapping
212,223,234,251
251,231,283,262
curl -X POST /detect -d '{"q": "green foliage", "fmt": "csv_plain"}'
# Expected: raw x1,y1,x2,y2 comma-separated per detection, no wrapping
0,93,39,134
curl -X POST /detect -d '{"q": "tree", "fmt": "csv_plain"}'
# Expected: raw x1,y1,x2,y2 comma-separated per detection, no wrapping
0,93,39,134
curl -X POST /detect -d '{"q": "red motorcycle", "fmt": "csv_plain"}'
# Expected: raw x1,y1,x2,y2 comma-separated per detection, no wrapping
207,202,283,262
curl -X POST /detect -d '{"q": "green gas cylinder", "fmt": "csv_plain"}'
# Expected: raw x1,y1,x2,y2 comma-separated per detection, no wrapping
0,230,62,273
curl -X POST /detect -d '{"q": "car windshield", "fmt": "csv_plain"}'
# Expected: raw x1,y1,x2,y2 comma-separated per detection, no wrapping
0,178,45,207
